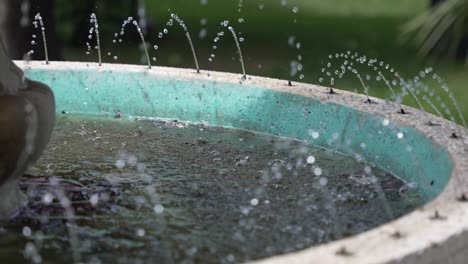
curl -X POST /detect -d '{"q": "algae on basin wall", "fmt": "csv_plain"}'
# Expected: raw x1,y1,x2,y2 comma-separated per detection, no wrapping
25,67,452,201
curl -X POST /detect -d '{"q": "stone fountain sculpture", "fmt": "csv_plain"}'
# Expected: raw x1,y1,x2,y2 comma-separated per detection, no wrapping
0,36,55,219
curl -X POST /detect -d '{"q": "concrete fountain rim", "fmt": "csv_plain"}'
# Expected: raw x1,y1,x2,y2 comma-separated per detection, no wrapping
18,60,468,264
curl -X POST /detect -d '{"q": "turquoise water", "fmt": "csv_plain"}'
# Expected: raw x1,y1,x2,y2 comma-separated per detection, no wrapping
1,114,424,263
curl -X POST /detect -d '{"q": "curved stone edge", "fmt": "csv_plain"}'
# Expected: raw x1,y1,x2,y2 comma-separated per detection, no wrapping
17,61,468,264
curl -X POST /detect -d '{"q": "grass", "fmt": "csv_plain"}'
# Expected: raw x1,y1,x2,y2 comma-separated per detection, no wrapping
294,0,427,16
59,0,468,125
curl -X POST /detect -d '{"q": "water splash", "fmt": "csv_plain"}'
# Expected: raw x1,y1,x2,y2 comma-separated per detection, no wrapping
431,73,467,128
362,57,425,112
411,79,445,117
167,14,200,73
185,32,200,73
285,3,305,82
209,21,246,78
237,0,246,24
392,72,425,112
287,36,305,81
227,26,246,79
319,51,467,127
52,179,81,262
321,52,426,113
10,115,422,262
137,0,150,65
238,0,243,12
11,101,38,192
378,71,404,110
32,13,48,64
401,67,465,127
137,0,148,34
88,13,102,66
20,0,30,27
112,17,151,69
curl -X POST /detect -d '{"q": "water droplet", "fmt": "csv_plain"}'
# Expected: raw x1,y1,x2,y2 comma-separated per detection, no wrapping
200,18,208,26
137,229,146,237
309,130,319,139
250,198,259,206
42,193,53,205
397,132,404,139
364,166,372,174
115,159,125,168
199,28,208,39
22,226,32,237
90,194,99,206
314,167,323,176
154,204,164,214
319,176,327,185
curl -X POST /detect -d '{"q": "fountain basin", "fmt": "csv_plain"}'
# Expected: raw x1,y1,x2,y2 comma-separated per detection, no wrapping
18,61,468,264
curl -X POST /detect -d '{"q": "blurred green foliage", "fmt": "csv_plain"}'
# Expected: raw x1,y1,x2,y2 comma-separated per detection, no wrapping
49,0,467,123
403,0,468,61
